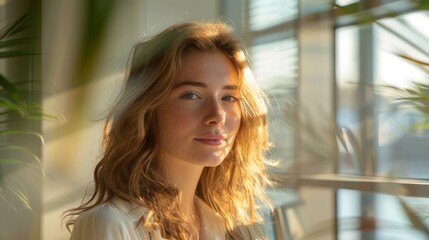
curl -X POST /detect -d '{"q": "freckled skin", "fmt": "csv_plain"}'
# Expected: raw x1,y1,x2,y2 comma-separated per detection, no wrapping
156,50,241,169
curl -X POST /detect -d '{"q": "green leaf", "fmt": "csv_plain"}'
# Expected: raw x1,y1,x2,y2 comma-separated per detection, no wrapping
0,74,22,102
0,156,45,181
395,53,429,67
0,51,34,58
0,37,33,48
0,130,44,144
0,158,29,165
0,186,7,202
0,101,23,114
0,14,32,40
333,2,360,16
419,0,429,10
410,123,429,130
397,96,429,101
5,181,32,211
0,145,43,165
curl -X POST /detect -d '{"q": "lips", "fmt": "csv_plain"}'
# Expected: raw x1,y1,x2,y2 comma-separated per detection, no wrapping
194,135,226,146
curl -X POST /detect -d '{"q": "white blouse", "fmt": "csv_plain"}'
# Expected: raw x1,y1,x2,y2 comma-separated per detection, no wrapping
70,197,226,240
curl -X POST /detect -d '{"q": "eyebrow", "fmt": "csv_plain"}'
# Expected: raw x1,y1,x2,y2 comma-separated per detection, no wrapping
173,81,238,90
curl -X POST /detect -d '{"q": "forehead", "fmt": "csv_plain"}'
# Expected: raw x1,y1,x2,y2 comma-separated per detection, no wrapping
176,50,239,85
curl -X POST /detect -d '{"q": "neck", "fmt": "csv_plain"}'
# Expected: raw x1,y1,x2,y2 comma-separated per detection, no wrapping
159,156,204,215
162,160,203,237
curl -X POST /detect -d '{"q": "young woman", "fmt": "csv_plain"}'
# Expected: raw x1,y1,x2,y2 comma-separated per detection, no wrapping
65,20,272,240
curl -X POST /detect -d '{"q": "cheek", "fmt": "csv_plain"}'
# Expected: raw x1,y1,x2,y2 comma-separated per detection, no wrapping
228,108,241,133
158,104,198,135
172,105,198,124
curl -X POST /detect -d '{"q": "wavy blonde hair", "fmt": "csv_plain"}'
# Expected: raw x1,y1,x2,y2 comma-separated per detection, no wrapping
65,20,272,239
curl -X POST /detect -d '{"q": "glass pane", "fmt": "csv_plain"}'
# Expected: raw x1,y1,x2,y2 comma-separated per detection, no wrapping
338,190,429,239
249,0,297,31
375,11,429,180
251,38,298,173
336,7,429,240
262,209,276,240
336,25,361,176
264,188,300,239
337,189,362,240
336,11,429,179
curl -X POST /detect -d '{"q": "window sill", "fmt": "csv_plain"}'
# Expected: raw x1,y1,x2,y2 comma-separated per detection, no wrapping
276,173,429,197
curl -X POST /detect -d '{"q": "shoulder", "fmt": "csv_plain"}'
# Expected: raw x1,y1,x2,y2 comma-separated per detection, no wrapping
77,200,132,225
70,199,150,240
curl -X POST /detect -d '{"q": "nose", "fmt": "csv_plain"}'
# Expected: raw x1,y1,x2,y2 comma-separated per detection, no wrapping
204,99,225,126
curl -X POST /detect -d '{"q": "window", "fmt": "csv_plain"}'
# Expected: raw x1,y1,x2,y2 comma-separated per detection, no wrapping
249,0,297,31
225,0,429,239
336,1,429,239
247,1,299,238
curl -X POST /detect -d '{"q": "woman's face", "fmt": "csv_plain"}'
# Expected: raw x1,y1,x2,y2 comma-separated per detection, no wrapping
156,50,241,168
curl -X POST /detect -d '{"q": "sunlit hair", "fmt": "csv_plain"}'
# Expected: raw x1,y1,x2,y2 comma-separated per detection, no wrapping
65,20,272,239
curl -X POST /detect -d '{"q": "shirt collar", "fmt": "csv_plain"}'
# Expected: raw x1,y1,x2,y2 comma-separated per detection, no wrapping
112,196,226,239
111,198,146,222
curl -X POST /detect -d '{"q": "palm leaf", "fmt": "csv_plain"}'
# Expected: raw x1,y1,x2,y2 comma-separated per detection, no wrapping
0,12,51,212
9,187,32,210
0,51,35,58
0,37,33,48
398,198,429,235
0,145,44,168
0,14,34,60
418,0,429,10
409,123,429,129
0,74,21,102
0,97,19,106
394,53,429,75
397,96,429,101
4,180,32,211
0,14,31,40
0,130,44,144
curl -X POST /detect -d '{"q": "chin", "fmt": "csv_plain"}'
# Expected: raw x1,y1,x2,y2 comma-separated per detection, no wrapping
194,156,226,167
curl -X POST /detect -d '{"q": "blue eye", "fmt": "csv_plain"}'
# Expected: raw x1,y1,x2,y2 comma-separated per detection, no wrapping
181,92,200,100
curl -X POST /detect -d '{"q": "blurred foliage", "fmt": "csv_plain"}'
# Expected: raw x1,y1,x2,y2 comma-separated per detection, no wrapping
333,0,429,24
0,0,121,210
77,0,118,87
282,98,376,175
0,14,54,210
377,54,429,129
62,0,120,135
